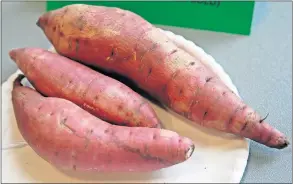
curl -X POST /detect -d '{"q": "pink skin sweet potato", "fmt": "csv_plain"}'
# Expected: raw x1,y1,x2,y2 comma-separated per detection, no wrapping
9,47,161,128
12,74,194,172
36,4,290,149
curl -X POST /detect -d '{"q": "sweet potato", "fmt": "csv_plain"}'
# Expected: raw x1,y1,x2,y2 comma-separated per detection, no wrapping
12,74,194,172
36,4,289,149
9,47,161,128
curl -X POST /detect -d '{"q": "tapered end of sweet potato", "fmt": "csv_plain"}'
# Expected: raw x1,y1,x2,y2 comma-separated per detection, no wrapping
36,12,50,30
9,49,19,61
274,138,290,149
241,120,290,149
9,48,27,62
185,144,195,160
266,130,290,149
261,123,290,150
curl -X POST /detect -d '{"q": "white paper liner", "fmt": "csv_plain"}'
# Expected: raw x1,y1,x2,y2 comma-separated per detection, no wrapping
2,28,249,183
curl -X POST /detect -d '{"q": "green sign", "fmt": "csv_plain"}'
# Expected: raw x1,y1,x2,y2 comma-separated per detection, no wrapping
46,1,255,35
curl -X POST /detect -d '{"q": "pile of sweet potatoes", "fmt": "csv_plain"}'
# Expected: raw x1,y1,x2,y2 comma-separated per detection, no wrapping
9,4,289,173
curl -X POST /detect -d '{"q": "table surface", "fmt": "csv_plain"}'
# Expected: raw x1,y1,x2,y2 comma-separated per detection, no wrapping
1,1,292,183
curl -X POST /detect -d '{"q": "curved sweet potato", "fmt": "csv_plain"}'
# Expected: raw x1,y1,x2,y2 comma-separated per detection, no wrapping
36,4,289,149
9,47,161,128
12,74,194,172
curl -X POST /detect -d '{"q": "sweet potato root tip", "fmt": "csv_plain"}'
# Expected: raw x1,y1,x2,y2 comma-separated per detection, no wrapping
185,144,195,159
266,130,290,149
259,113,269,123
36,12,49,29
36,18,40,27
13,74,25,87
279,139,290,149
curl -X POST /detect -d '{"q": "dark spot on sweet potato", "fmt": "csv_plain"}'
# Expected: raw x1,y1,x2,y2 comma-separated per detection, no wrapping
189,62,195,66
179,89,183,94
68,39,72,50
77,16,85,31
138,101,147,110
110,129,115,136
228,105,242,126
222,91,227,96
52,26,56,32
118,105,123,110
55,151,59,156
129,131,133,136
260,113,269,123
171,70,180,79
152,43,158,50
148,68,152,75
59,32,64,37
104,129,109,134
60,117,67,125
178,139,182,143
203,111,208,119
93,95,98,101
38,105,43,111
110,48,115,57
59,73,65,79
90,129,94,134
75,39,80,53
205,77,213,83
241,105,247,110
153,134,157,140
82,91,87,98
49,112,54,116
32,55,38,60
73,165,77,170
241,121,249,131
170,49,177,55
162,84,167,92
126,111,132,117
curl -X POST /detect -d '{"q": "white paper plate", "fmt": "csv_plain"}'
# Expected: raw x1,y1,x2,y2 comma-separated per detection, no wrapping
1,29,249,183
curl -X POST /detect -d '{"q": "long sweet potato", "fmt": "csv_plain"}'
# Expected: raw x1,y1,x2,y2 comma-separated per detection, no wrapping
36,4,289,149
12,74,194,172
9,47,161,128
